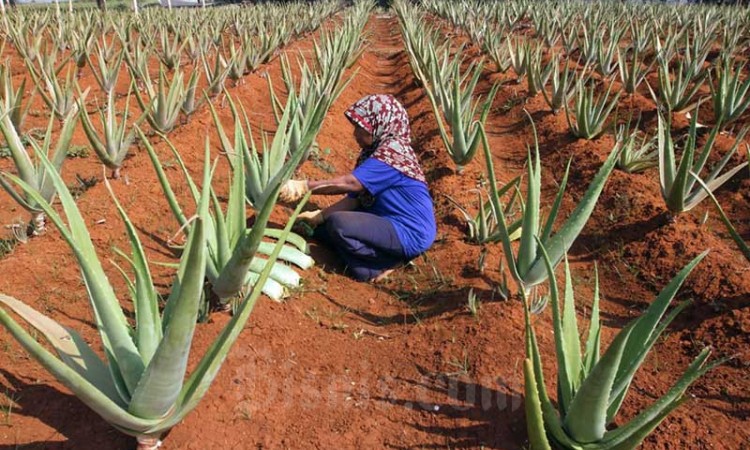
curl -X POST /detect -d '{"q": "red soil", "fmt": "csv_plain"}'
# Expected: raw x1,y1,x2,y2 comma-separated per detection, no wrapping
0,11,748,450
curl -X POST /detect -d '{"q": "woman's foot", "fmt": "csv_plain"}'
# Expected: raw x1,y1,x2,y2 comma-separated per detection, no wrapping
372,268,395,283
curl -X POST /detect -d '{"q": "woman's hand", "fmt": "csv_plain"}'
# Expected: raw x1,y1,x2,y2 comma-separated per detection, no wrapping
281,174,363,202
296,210,324,227
279,180,309,203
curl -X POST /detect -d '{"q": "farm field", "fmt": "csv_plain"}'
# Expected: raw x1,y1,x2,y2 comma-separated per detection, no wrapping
0,0,748,449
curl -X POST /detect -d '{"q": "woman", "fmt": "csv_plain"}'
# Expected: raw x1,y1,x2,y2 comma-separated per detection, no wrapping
279,94,436,281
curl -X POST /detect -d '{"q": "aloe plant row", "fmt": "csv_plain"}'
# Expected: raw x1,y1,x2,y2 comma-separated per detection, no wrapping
396,2,500,172
421,0,750,111
0,143,307,449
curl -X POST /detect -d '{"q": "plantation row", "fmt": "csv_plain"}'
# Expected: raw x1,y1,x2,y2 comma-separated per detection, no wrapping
400,0,750,260
0,0,747,449
0,1,373,448
394,1,749,448
2,0,372,296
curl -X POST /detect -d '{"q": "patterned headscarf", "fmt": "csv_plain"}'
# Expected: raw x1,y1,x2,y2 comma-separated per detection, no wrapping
345,94,426,183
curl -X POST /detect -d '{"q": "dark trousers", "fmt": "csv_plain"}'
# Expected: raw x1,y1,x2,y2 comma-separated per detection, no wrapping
314,211,406,281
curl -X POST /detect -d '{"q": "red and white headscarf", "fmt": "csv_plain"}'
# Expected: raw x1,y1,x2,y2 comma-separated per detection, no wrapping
345,94,426,183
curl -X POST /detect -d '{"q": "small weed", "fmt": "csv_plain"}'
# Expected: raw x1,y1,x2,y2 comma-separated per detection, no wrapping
0,235,19,259
0,389,20,426
477,247,488,273
310,147,336,174
37,290,55,315
466,288,480,318
499,91,525,113
607,192,632,224
324,307,349,331
0,147,9,158
495,259,511,301
66,145,90,159
433,233,450,245
304,306,321,324
445,350,471,377
610,239,640,280
67,175,98,200
235,403,252,421
306,305,350,331
427,258,453,286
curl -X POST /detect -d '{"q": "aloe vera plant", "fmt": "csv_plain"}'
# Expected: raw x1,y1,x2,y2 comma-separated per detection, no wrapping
560,26,579,56
0,61,34,132
524,249,722,449
214,89,320,209
614,114,657,173
225,37,250,84
8,23,45,63
157,26,186,70
69,25,95,72
27,59,78,122
533,10,560,49
480,113,619,296
720,22,742,58
616,46,653,95
0,99,80,233
483,30,512,73
184,35,204,65
657,107,748,215
143,131,313,303
526,43,554,97
79,87,143,180
87,43,125,95
652,28,680,68
653,56,706,114
123,35,154,86
396,4,440,84
507,35,531,83
134,65,188,134
265,3,365,160
577,25,599,66
595,29,622,78
541,54,578,114
628,21,654,55
180,69,201,119
565,79,620,140
244,28,282,73
709,56,750,128
425,58,500,173
201,50,231,97
200,88,317,302
682,27,711,80
0,145,306,449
